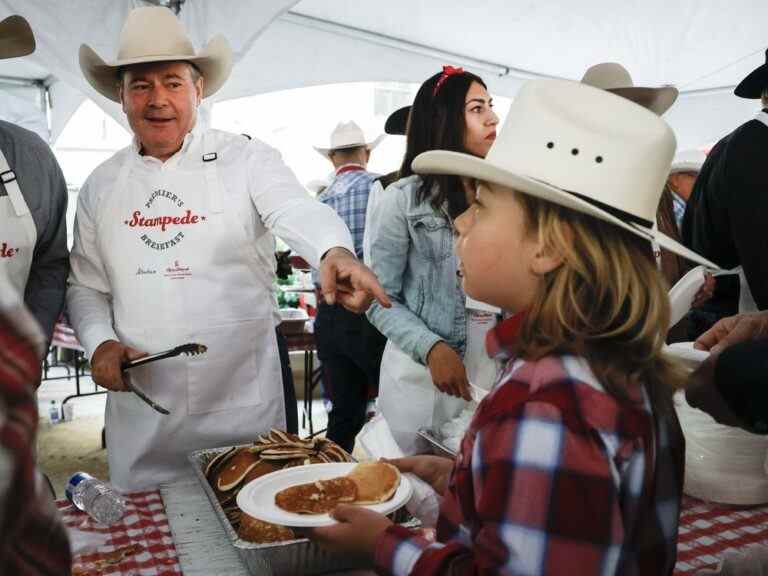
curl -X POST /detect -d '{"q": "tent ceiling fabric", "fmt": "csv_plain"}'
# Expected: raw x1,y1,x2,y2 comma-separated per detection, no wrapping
291,0,768,92
0,0,765,149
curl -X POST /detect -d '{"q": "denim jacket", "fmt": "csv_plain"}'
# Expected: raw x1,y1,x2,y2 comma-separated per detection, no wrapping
366,175,466,365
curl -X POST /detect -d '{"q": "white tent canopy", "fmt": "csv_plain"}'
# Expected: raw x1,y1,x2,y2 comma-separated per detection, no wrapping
0,0,765,148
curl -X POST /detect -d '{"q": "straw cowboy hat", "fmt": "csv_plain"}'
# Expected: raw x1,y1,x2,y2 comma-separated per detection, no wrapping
79,6,232,102
735,48,768,98
0,15,35,60
581,62,679,115
670,149,707,174
412,79,718,269
314,121,384,159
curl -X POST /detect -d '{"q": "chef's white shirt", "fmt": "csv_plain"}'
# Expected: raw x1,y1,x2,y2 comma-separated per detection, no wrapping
67,125,353,358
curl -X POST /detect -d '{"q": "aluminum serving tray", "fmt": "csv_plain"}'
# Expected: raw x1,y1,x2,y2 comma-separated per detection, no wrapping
417,427,457,458
189,445,418,576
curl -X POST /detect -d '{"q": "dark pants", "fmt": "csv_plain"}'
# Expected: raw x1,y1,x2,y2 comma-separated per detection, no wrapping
314,302,386,453
275,328,298,434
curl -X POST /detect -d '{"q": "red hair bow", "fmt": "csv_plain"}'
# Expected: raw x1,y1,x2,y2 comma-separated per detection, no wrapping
433,65,465,96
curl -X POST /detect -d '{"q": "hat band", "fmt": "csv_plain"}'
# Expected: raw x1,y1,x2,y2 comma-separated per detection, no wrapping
566,189,654,229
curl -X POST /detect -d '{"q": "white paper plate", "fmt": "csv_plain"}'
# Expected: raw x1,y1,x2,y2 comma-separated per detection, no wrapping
236,462,412,527
668,265,706,328
663,341,710,370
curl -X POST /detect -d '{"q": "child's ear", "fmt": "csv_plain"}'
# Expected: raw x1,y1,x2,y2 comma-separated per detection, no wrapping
530,223,570,276
531,248,564,276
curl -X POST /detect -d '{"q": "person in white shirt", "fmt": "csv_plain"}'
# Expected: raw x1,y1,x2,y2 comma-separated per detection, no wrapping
67,6,389,491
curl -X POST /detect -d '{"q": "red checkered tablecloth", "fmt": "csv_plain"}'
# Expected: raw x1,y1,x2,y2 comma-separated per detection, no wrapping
675,495,768,574
57,489,181,576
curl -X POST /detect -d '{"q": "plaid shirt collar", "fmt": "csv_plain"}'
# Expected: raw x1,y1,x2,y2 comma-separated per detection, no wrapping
485,311,526,361
486,313,649,409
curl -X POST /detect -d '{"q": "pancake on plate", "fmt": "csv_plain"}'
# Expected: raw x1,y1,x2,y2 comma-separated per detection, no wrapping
346,462,401,505
275,477,357,514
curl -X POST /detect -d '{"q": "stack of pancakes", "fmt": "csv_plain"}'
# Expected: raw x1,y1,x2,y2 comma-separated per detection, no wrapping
203,429,353,543
275,462,401,514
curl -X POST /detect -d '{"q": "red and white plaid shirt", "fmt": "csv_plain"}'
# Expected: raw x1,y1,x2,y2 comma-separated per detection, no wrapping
0,301,71,575
375,315,684,575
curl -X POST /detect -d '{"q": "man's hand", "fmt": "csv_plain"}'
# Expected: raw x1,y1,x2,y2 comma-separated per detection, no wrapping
694,311,768,355
685,355,745,428
384,455,455,495
91,340,147,391
426,342,471,400
318,247,391,313
309,505,392,558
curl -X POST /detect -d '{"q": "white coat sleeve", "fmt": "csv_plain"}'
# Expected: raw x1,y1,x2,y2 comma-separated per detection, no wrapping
246,143,353,268
66,178,118,359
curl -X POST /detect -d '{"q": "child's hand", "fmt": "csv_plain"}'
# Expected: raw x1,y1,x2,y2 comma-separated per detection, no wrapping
426,342,471,400
309,505,393,557
384,456,454,495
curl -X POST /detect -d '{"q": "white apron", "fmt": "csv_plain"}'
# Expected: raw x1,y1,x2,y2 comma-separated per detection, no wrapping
0,149,37,296
98,133,284,491
378,299,499,455
378,341,435,455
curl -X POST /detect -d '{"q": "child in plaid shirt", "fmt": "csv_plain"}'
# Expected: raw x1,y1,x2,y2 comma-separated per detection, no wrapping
311,78,715,575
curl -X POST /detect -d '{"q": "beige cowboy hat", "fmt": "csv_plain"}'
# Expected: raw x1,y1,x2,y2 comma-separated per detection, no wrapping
79,6,232,102
0,15,35,60
670,149,707,174
412,79,718,269
581,62,679,115
314,121,384,159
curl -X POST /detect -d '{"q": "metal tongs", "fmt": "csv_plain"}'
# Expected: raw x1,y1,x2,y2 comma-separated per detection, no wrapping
120,343,208,415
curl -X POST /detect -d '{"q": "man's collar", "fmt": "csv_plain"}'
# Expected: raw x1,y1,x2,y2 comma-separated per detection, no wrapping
132,121,203,162
335,163,366,176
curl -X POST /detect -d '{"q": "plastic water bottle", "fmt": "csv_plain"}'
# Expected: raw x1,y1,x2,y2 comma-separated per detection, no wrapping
49,400,60,425
65,472,127,526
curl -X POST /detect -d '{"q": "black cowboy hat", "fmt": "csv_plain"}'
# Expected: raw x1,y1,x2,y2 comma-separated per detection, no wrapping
384,106,410,135
735,48,768,99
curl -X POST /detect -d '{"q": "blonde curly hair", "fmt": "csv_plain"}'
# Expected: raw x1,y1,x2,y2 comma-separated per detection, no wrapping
513,192,686,412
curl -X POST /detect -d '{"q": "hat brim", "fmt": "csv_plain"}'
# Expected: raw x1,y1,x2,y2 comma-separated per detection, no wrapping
385,106,410,135
734,64,768,99
412,150,719,270
79,34,232,103
609,86,679,115
0,15,35,60
314,134,385,159
669,161,702,174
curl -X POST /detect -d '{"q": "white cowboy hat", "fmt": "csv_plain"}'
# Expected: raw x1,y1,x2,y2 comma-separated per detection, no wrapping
314,121,384,159
79,6,232,103
581,62,679,115
412,79,718,269
0,15,34,60
670,149,706,174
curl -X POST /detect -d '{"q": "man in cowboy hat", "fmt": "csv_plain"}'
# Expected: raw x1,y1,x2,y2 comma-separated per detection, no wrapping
312,121,387,452
682,48,768,312
68,7,390,491
0,14,69,345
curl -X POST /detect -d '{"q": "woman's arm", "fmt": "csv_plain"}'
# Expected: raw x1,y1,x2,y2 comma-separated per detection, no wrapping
366,181,443,364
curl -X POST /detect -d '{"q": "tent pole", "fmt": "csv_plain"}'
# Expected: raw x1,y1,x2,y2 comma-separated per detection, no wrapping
280,12,521,78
